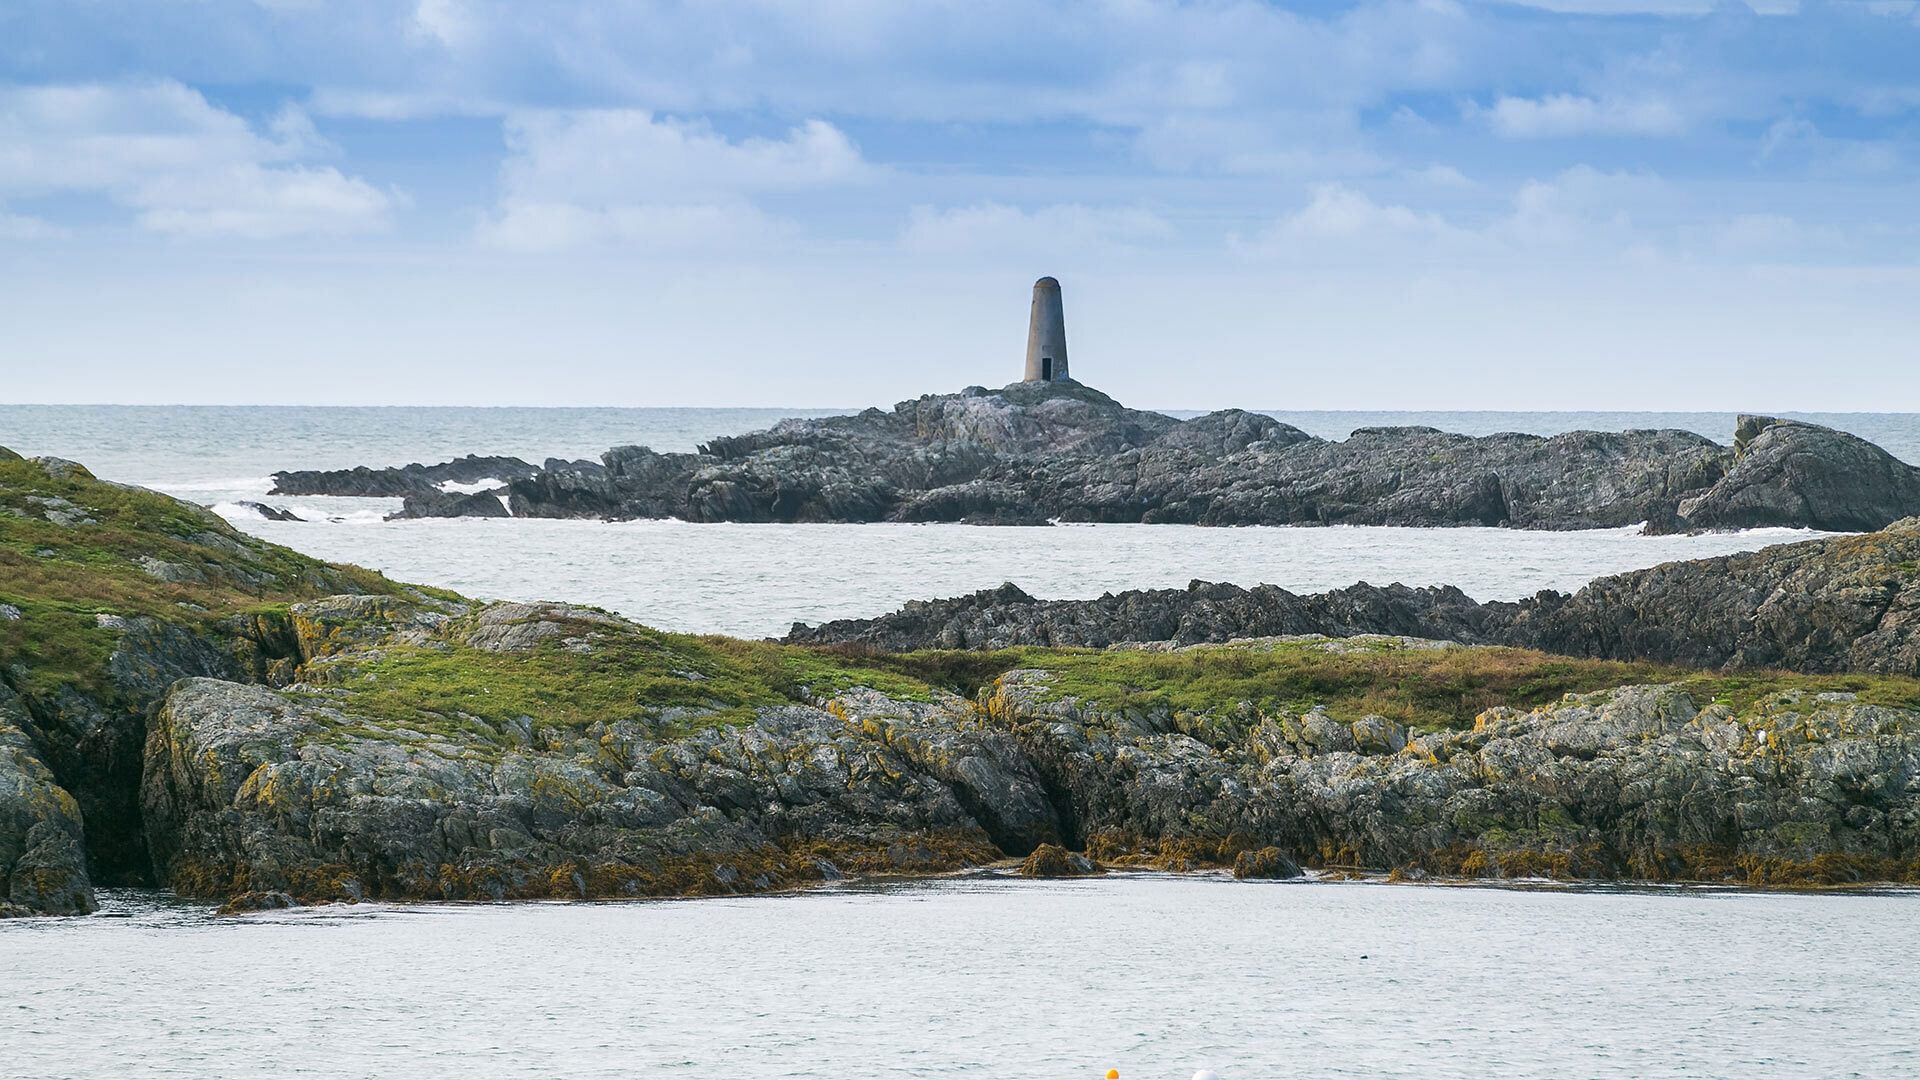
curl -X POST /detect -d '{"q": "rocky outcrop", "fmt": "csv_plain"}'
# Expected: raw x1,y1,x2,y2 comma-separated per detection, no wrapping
985,668,1920,884
286,386,1920,533
270,454,539,498
1665,416,1920,533
135,621,1920,901
789,580,1515,651
791,519,1920,677
0,685,93,916
231,501,303,522
1019,843,1104,877
390,490,509,520
1512,523,1920,674
0,449,419,911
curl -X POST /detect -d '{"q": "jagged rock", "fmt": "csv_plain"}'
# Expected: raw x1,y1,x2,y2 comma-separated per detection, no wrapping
791,519,1920,677
270,454,539,498
389,490,509,520
789,579,1511,651
0,686,94,916
277,384,1920,532
231,501,303,522
1667,416,1920,532
1513,518,1920,674
1019,843,1104,877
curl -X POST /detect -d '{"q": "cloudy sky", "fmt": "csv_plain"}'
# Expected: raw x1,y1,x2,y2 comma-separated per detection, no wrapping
2,0,1917,409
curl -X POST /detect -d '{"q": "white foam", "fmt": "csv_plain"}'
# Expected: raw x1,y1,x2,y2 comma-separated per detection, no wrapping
438,478,504,495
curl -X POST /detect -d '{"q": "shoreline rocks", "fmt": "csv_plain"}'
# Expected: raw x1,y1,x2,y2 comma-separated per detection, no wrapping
275,383,1920,533
789,518,1920,676
11,446,1920,917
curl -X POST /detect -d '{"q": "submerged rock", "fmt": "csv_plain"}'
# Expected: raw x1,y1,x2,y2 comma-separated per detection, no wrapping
1018,843,1104,878
231,501,303,522
1232,847,1302,880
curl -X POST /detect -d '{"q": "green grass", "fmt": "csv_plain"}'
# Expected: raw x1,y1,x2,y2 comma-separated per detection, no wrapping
819,639,1920,732
0,455,411,698
290,616,939,749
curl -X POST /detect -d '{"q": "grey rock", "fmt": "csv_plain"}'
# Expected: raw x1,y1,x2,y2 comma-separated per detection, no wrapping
1667,416,1920,533
389,490,509,520
271,454,539,498
286,384,1920,533
0,684,94,916
232,501,303,522
792,518,1920,677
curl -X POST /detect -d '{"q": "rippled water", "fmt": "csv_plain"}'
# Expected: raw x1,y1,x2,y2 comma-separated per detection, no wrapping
226,517,1827,638
4,876,1916,1079
3,404,1894,635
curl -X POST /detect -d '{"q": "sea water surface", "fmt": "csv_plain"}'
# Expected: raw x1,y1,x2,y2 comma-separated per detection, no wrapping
6,404,1914,635
5,876,1917,1079
7,404,1920,1079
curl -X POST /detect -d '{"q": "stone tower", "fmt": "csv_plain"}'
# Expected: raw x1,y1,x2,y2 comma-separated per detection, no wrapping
1022,276,1069,382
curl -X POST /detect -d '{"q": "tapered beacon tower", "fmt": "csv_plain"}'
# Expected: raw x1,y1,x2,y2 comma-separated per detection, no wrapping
1022,276,1069,383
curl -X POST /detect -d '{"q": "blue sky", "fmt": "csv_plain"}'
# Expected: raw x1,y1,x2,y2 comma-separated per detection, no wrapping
2,0,1918,409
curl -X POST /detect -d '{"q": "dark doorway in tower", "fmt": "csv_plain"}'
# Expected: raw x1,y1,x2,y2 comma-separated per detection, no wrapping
1041,357,1054,381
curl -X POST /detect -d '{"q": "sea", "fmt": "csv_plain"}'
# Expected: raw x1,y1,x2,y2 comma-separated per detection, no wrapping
4,402,1920,1078
5,404,1918,637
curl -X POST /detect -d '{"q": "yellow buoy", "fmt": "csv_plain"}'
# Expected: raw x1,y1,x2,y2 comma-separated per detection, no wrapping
1106,1071,1120,1079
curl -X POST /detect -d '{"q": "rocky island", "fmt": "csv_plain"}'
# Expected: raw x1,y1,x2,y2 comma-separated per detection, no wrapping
790,522,1920,674
8,447,1920,918
270,382,1920,533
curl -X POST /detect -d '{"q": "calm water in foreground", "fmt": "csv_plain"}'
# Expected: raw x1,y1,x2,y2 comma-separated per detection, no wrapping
4,875,1915,1079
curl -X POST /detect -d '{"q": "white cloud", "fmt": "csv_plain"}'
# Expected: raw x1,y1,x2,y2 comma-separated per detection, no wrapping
477,201,782,254
498,111,872,203
0,81,395,238
1481,94,1686,138
480,109,871,251
901,202,1176,256
0,209,62,240
1236,168,1685,263
1233,183,1472,259
1497,165,1660,245
1758,117,1904,175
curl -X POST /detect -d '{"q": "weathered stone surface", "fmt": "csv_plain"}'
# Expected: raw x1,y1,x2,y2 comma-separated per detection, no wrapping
390,490,509,520
790,580,1511,651
1232,846,1302,880
1018,843,1104,877
139,676,1013,903
231,501,303,522
792,519,1920,677
271,454,539,498
0,685,94,916
1667,416,1920,533
291,384,1920,532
